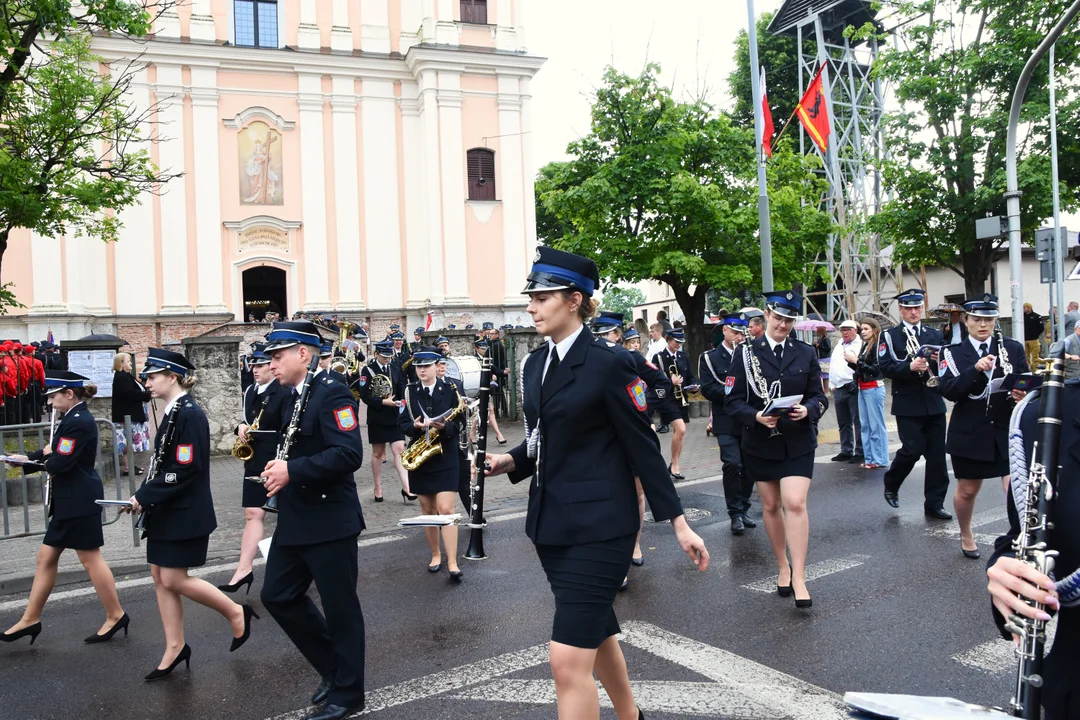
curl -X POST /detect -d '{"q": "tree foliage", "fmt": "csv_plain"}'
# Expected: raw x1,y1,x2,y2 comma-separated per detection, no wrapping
598,284,646,320
536,64,834,362
728,11,810,131
0,1,178,311
860,0,1080,298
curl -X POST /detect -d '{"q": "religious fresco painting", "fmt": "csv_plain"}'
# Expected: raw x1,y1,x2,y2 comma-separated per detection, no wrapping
239,121,283,205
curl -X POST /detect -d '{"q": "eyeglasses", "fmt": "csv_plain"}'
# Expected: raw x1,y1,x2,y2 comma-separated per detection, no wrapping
970,317,996,325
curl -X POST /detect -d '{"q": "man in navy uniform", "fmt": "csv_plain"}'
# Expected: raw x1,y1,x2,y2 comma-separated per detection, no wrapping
410,328,424,354
656,328,698,479
880,288,952,519
259,321,367,720
699,313,756,535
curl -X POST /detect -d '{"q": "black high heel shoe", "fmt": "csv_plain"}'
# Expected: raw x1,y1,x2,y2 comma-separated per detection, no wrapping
793,585,813,609
449,570,463,583
374,493,384,503
668,464,685,480
401,489,418,503
217,571,254,595
230,604,259,652
84,613,129,644
0,622,42,645
145,644,191,682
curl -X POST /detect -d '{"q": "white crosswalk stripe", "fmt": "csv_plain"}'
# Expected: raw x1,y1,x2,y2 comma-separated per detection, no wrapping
741,554,869,593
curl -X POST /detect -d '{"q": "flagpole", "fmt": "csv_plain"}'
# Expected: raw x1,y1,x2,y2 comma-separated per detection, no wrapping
746,0,773,292
772,105,800,148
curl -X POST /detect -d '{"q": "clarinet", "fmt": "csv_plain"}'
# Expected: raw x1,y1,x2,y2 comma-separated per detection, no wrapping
135,404,180,531
1005,344,1064,718
260,350,320,513
465,357,494,559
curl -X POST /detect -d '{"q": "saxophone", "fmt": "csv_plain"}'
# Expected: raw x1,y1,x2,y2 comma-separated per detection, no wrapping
1005,345,1063,719
401,385,467,471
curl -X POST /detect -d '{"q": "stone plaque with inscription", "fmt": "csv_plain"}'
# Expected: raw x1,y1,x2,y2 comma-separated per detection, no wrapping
238,226,290,253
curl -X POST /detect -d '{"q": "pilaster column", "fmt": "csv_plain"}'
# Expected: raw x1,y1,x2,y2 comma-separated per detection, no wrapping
495,0,517,50
418,71,445,305
514,0,527,50
400,83,429,308
298,0,320,50
497,74,526,306
331,77,364,310
62,237,86,315
400,0,422,53
360,79,403,309
420,0,437,43
435,0,457,45
29,232,65,314
520,76,538,263
81,234,110,315
156,5,180,38
331,0,353,52
155,65,192,314
437,72,469,304
298,75,331,309
189,68,227,313
360,0,391,53
189,0,215,42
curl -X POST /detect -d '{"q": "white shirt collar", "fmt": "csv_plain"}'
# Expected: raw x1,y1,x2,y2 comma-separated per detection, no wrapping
64,401,86,417
722,340,735,353
256,380,272,394
293,368,323,394
548,323,586,362
903,321,921,333
422,381,437,394
969,335,991,354
763,334,785,352
164,392,187,415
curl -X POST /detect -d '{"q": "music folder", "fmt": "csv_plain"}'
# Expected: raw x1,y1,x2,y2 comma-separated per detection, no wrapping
398,514,462,528
0,456,45,471
762,394,802,417
1001,373,1042,392
95,500,134,508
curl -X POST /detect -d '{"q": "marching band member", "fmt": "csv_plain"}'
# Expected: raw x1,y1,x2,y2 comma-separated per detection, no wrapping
399,347,464,582
219,343,286,592
358,341,415,503
725,290,828,608
2,372,127,646
484,322,510,417
410,327,425,354
699,313,756,535
879,288,953,519
258,321,367,720
937,294,1028,558
656,328,697,479
474,338,507,445
435,335,451,357
485,247,708,720
128,349,256,681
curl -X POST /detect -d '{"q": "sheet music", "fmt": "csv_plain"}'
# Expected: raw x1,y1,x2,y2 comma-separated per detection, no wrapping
763,394,802,416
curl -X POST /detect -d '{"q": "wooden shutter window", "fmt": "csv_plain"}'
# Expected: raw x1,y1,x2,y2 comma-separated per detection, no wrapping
467,148,496,200
460,0,488,24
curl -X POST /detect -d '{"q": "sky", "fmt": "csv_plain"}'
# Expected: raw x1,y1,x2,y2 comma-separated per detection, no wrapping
527,0,784,167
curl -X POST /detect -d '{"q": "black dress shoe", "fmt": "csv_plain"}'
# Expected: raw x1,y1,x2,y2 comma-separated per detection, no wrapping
144,644,191,682
373,495,384,503
657,424,670,434
832,452,853,462
925,507,953,520
962,547,981,559
740,514,756,528
449,570,464,583
638,708,645,720
668,464,685,480
630,556,644,567
85,612,129,644
730,515,745,535
217,571,254,595
848,454,865,464
308,701,365,720
230,604,259,652
312,676,334,705
620,577,629,591
883,491,899,508
0,622,41,645
428,562,441,573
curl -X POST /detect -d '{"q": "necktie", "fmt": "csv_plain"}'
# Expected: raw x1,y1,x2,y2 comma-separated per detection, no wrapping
774,344,783,363
979,343,988,358
543,350,561,396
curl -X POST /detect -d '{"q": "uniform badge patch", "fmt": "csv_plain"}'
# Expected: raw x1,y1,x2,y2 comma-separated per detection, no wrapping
165,473,177,484
878,342,887,357
358,375,368,387
57,437,75,455
176,445,193,464
626,378,648,411
724,376,735,395
334,406,357,431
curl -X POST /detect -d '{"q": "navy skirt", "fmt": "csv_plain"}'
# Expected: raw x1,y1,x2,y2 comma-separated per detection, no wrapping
146,536,209,569
744,450,815,483
535,533,636,649
950,453,1009,480
242,475,270,508
43,513,103,551
368,423,404,445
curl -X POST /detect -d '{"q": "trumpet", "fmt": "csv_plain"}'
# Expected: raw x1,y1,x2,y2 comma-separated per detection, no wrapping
232,402,265,461
906,327,938,387
670,362,689,407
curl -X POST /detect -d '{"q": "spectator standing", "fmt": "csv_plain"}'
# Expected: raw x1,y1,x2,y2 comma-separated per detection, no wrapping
1064,321,1080,379
1022,303,1044,370
813,328,832,360
657,310,673,335
828,320,863,463
748,315,765,340
110,354,152,476
1064,301,1080,336
846,319,888,468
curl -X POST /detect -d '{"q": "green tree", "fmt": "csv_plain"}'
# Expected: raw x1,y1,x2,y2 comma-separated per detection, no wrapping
0,1,178,309
860,0,1080,298
537,64,833,363
727,11,809,131
599,284,646,320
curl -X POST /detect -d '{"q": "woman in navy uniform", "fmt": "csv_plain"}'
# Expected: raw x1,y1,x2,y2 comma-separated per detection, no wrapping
1,372,128,646
724,290,828,608
486,247,708,720
219,343,287,593
128,348,257,681
358,341,415,502
399,347,464,581
936,294,1028,559
258,322,367,720
987,378,1078,720
700,313,756,535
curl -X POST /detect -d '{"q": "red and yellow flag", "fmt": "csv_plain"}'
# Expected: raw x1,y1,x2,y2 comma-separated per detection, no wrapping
796,64,831,152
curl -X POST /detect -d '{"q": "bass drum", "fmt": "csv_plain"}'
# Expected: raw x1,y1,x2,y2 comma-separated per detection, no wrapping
443,356,483,398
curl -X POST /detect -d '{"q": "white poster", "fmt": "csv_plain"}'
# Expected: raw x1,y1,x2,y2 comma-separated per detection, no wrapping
66,350,118,398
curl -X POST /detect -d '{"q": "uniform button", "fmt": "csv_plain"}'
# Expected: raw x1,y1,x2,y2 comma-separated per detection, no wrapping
321,494,326,499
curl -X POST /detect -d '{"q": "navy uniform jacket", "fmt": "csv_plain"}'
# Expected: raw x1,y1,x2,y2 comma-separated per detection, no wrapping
629,349,671,413
28,402,102,520
506,331,684,545
134,395,217,541
656,347,696,391
699,343,747,436
990,382,1080,719
358,359,405,427
275,372,365,546
879,324,947,416
724,335,829,459
398,378,461,479
444,375,469,457
937,335,1029,462
237,380,287,478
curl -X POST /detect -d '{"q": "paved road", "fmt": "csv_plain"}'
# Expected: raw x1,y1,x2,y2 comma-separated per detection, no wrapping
0,439,1023,720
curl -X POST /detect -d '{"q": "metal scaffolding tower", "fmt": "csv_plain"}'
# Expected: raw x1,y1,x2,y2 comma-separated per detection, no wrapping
769,0,905,321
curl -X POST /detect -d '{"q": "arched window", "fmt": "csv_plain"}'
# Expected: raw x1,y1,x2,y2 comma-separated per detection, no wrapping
466,148,496,201
460,0,488,24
